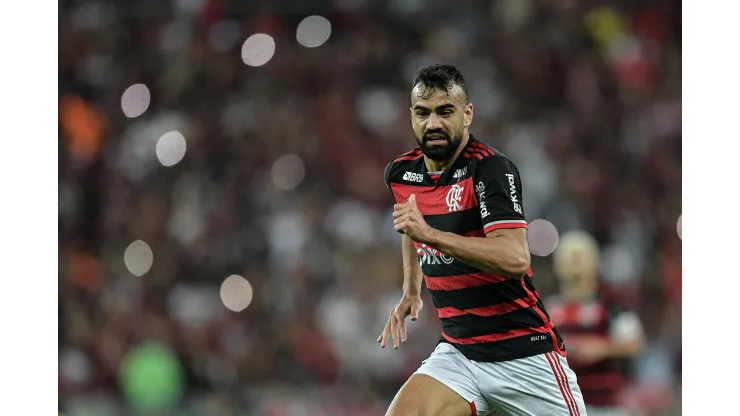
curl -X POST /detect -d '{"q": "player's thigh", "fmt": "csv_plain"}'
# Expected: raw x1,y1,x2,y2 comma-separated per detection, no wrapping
387,343,490,416
386,374,474,416
479,351,586,416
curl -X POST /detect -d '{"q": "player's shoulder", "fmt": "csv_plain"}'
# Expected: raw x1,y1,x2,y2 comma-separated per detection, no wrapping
384,147,424,186
465,137,518,173
388,146,424,167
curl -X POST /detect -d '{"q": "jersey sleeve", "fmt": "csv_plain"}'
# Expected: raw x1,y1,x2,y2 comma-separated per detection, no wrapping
474,156,528,234
383,161,394,191
383,161,400,203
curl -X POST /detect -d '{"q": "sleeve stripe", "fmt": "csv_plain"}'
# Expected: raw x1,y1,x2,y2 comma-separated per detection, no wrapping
483,220,528,233
469,142,495,156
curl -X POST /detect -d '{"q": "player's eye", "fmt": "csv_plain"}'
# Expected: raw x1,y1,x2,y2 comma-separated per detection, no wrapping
415,111,429,118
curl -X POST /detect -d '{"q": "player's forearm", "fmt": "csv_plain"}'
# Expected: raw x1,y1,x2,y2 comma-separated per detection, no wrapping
403,272,424,298
425,228,530,278
401,234,424,297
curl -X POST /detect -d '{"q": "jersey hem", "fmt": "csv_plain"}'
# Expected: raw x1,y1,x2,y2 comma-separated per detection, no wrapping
439,339,556,363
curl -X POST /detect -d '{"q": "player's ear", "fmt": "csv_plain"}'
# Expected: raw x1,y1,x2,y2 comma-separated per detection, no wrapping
464,103,473,128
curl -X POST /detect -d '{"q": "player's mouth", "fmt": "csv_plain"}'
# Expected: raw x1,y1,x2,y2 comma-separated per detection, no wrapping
424,134,449,145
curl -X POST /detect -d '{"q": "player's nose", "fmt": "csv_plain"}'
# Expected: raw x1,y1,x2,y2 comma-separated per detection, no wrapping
427,113,443,129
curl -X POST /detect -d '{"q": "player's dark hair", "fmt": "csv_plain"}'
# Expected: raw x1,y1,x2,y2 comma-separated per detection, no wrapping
412,64,468,103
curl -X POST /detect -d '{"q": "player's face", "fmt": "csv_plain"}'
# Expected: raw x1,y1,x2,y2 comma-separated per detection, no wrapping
410,84,473,161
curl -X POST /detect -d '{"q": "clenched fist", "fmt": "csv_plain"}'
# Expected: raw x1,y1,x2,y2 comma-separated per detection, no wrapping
393,194,434,244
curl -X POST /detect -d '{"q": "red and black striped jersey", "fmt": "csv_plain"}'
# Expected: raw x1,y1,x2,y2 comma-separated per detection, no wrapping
384,136,565,363
547,294,638,407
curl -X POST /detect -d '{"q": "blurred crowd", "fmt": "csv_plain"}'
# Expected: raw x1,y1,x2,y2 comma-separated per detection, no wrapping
58,0,682,414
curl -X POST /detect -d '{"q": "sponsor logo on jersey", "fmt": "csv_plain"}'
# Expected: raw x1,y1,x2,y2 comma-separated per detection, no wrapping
453,166,467,180
445,184,464,212
417,244,455,266
505,174,523,214
403,171,424,183
475,181,490,219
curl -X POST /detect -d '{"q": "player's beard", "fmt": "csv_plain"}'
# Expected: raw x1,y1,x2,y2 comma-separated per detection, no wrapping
417,129,464,161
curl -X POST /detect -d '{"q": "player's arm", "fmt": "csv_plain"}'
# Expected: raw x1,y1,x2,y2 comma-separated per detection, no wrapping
396,156,530,278
380,161,424,350
425,228,529,277
401,233,424,298
385,160,423,293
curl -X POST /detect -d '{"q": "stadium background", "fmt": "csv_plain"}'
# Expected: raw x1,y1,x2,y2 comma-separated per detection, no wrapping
58,0,682,414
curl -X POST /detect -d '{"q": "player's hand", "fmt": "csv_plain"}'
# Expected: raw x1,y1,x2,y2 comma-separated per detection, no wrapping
377,296,424,350
393,194,434,244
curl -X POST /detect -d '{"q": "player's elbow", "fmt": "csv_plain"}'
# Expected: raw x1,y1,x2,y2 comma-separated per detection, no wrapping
510,258,531,277
502,252,530,278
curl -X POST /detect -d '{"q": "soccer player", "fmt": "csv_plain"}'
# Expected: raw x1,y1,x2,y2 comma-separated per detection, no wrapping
547,232,645,416
379,64,586,416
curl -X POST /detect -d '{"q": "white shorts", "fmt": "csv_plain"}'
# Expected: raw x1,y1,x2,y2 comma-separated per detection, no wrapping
413,343,587,416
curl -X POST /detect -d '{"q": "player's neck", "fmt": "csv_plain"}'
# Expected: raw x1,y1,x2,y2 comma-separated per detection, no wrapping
424,132,470,172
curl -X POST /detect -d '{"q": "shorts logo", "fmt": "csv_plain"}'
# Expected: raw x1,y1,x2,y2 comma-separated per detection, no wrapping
505,174,523,214
530,334,547,342
403,171,424,183
475,181,490,219
446,184,464,212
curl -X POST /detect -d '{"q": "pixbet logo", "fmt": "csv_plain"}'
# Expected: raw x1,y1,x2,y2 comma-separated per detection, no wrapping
475,181,490,219
417,244,455,266
505,174,523,214
446,184,464,212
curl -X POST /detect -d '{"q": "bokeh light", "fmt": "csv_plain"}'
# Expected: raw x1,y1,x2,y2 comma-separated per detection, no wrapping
356,88,400,131
156,131,187,167
241,34,276,67
600,244,637,284
271,154,306,191
296,16,332,48
120,83,151,118
677,214,682,240
527,219,560,256
59,347,92,386
124,240,154,277
220,275,254,312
